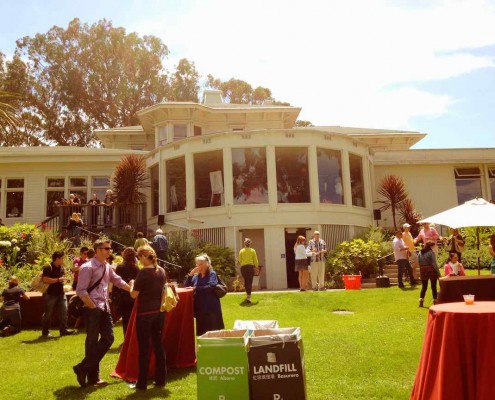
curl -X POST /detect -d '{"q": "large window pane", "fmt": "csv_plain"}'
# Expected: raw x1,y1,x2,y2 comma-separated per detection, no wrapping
7,192,23,217
232,148,268,204
349,154,365,207
275,147,310,203
46,191,65,217
455,167,481,204
167,157,186,212
490,168,495,202
150,165,159,216
70,178,87,187
317,148,343,204
194,150,224,208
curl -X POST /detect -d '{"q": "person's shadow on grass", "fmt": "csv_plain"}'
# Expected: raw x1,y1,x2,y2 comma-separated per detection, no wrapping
240,300,259,307
21,335,61,344
53,383,115,399
122,385,172,399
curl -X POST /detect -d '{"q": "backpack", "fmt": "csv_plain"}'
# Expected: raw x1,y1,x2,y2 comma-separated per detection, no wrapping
31,270,50,294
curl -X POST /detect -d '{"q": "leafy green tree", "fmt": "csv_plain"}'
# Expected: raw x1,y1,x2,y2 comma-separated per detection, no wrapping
14,18,170,146
169,58,200,102
376,175,409,230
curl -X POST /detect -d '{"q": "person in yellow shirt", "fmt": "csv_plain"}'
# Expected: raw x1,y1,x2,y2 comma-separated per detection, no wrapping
238,238,259,304
402,223,417,280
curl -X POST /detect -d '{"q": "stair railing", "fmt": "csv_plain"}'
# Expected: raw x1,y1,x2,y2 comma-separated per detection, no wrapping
376,252,394,277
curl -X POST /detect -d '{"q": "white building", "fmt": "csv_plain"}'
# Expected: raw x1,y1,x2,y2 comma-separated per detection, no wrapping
1,90,494,289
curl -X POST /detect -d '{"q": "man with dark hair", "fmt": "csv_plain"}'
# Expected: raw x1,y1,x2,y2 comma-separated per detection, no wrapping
72,246,90,291
41,251,73,338
73,239,131,387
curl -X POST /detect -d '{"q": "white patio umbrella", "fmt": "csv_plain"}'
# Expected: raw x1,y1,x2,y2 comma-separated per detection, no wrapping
419,198,495,274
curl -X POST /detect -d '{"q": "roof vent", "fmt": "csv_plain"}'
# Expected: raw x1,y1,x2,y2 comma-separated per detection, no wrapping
202,89,224,105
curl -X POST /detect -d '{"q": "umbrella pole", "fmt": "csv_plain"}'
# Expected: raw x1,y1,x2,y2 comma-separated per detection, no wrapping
477,227,480,276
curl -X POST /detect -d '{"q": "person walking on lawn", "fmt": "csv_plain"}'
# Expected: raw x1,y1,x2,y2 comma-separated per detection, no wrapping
73,239,131,388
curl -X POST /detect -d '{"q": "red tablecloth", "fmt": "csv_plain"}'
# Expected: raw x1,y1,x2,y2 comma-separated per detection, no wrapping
410,301,495,400
111,288,196,381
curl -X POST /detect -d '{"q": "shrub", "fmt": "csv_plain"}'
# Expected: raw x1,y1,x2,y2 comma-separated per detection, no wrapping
326,238,381,287
167,230,197,282
195,242,236,282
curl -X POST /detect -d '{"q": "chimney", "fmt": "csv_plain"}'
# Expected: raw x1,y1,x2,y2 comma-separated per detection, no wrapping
202,89,224,105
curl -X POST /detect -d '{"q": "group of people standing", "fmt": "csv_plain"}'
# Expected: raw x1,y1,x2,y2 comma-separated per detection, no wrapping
394,222,468,307
294,231,328,291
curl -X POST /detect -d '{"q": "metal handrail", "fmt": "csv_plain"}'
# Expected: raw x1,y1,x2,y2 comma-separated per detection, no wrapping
77,226,183,273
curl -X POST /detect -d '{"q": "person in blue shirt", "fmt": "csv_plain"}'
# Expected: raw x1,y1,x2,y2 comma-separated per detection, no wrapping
185,254,224,336
152,229,168,268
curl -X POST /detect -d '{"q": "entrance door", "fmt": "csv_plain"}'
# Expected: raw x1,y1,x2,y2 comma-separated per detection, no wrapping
285,228,307,289
240,229,265,289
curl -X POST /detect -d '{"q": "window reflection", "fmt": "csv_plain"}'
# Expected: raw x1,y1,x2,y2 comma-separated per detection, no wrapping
349,154,365,207
275,147,310,203
150,165,159,216
232,148,268,204
317,148,343,204
194,150,224,208
455,167,481,205
166,157,186,212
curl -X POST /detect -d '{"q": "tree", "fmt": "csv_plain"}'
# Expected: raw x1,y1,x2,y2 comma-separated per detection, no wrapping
397,198,422,236
111,154,149,204
376,175,409,230
169,58,200,102
0,90,19,132
14,18,170,146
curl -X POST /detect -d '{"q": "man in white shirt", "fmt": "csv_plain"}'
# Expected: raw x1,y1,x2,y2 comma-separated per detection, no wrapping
393,230,417,289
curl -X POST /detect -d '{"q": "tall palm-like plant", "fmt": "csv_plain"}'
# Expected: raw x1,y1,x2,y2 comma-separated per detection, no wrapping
397,198,422,236
0,90,19,131
111,154,149,204
376,175,408,230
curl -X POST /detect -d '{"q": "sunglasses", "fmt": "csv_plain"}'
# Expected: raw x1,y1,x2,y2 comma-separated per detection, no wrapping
99,247,112,251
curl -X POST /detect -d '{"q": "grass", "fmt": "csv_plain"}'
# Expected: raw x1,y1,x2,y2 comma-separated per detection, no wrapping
0,286,448,399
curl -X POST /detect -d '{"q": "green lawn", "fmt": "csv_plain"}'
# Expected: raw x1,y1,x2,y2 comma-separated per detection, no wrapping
0,287,437,399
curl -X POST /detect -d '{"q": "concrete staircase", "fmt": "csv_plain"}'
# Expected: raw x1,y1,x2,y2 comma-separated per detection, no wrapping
360,262,420,288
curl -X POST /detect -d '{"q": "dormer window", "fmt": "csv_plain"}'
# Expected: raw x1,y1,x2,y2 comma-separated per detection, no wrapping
173,124,187,141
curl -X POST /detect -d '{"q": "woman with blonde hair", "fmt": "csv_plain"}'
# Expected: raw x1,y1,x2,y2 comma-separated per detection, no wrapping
294,236,313,291
129,245,167,390
185,254,225,335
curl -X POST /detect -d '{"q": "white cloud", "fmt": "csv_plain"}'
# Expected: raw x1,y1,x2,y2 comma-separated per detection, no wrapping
128,0,495,131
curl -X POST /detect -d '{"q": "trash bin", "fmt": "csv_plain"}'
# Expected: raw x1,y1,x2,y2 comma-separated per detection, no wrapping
233,320,279,330
343,274,361,290
247,327,306,400
197,329,250,400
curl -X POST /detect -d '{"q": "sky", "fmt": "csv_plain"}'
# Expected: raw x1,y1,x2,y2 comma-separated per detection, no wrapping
1,0,495,149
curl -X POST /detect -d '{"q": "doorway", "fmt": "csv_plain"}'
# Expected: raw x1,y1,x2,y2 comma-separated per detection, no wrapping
240,229,265,289
284,228,308,289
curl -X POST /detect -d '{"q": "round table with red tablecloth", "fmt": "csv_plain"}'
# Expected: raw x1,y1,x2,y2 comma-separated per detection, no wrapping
111,287,196,382
410,301,495,400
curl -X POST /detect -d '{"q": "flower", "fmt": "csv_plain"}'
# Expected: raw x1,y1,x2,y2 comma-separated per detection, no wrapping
11,238,17,244
0,241,11,248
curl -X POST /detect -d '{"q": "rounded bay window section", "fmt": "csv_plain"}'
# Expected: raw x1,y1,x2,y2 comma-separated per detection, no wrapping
275,147,310,203
166,157,186,213
317,148,344,204
349,153,365,207
232,148,268,204
194,150,224,208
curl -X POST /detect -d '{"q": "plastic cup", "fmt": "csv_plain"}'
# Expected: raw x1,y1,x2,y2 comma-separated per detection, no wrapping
463,294,475,305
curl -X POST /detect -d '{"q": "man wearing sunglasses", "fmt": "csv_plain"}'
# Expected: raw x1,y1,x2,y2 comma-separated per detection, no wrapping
73,239,131,388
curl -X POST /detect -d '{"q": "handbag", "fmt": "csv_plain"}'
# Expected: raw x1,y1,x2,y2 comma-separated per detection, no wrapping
214,275,228,299
161,283,179,312
31,271,50,294
68,266,106,320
